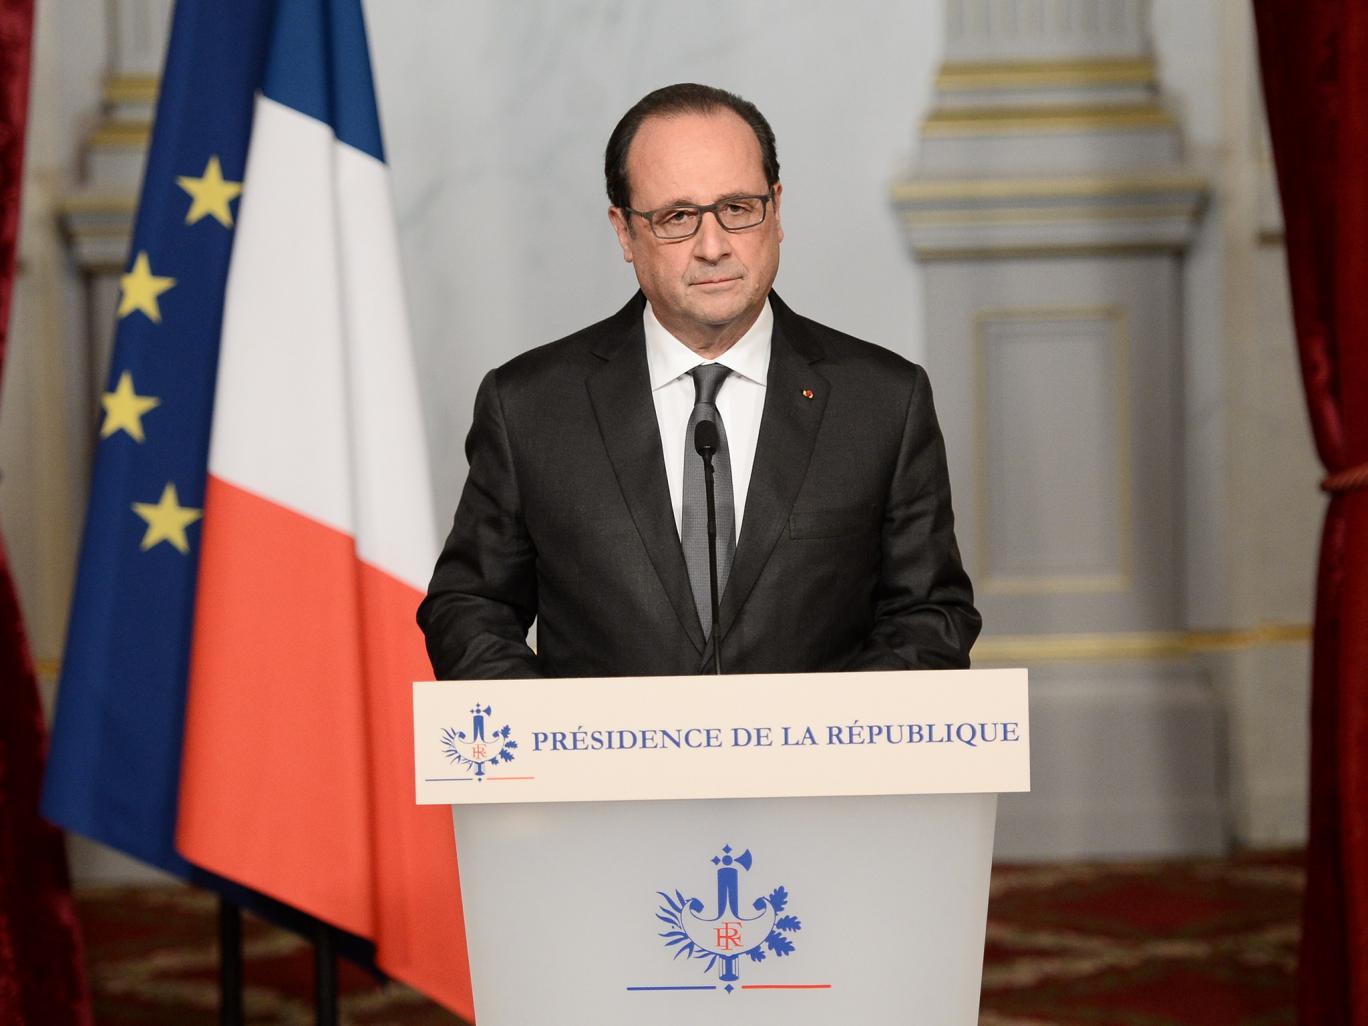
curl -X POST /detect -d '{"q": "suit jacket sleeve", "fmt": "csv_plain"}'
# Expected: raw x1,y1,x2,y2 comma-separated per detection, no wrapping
844,365,981,671
417,369,544,679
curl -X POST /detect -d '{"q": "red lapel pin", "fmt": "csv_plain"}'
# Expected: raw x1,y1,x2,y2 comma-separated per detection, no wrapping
801,389,815,400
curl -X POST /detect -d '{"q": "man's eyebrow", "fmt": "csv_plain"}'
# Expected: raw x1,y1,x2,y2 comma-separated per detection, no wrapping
648,191,763,209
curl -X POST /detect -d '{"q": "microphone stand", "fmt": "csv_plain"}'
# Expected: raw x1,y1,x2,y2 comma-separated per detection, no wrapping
695,421,724,675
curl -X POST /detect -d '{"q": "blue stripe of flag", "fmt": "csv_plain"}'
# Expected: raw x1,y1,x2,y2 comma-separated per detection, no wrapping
262,0,387,161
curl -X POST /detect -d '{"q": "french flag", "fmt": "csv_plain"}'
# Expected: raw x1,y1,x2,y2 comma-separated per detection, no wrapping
174,0,472,1014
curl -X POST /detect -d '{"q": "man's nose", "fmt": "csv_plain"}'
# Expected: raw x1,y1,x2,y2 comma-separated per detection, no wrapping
692,210,733,261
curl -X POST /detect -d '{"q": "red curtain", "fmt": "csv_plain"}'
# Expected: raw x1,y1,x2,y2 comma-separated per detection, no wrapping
1254,1,1368,1023
0,1,93,1024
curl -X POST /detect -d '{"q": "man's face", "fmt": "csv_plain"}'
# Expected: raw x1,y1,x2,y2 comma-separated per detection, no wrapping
609,110,782,351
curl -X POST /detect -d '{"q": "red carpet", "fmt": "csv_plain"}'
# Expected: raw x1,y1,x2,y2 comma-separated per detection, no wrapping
74,851,1298,1024
981,853,1298,1026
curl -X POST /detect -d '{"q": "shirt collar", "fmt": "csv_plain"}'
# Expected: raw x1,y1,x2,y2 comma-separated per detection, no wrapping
643,298,773,392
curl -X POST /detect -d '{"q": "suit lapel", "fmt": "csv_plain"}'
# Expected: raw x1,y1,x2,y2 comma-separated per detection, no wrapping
587,295,706,654
714,294,829,645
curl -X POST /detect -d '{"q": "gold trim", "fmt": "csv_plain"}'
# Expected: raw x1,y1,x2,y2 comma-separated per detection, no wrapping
35,657,60,678
923,104,1173,136
982,574,1130,596
104,74,159,106
973,624,1312,664
59,193,138,216
1189,622,1313,650
900,203,1197,226
916,242,1187,261
89,121,151,150
974,306,1133,596
64,225,137,240
936,58,1156,91
891,174,1208,203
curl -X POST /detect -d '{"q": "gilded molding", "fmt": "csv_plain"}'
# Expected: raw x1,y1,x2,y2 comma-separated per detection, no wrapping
890,174,1208,259
899,204,1198,226
922,103,1173,136
104,74,159,106
914,242,1189,261
890,174,1208,203
89,121,152,150
973,624,1313,664
60,194,138,215
936,57,1157,92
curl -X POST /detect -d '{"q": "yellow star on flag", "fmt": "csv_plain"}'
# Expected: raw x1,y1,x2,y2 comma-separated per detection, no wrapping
100,371,161,442
118,251,176,323
176,155,243,227
132,483,203,554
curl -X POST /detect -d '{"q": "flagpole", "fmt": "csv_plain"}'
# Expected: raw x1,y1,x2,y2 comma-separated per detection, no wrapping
218,897,243,1026
314,922,338,1026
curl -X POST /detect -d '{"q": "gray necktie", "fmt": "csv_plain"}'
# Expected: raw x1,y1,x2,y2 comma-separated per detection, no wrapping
681,364,736,639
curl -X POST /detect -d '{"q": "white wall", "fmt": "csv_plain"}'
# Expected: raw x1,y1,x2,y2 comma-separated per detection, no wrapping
363,0,945,519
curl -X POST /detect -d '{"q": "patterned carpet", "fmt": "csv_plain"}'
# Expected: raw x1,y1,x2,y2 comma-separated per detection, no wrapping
75,851,1300,1025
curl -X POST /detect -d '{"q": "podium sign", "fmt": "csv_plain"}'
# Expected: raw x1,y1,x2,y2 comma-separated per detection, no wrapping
414,669,1028,1024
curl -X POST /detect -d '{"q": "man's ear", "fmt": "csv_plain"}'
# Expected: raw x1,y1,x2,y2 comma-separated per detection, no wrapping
772,182,783,245
608,207,635,264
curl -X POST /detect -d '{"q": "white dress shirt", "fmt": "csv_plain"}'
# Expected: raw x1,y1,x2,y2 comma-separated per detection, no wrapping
643,299,772,542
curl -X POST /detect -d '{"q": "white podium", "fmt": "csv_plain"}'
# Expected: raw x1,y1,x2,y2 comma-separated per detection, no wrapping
414,668,1029,1024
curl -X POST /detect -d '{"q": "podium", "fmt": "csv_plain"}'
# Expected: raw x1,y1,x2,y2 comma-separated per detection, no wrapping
414,668,1029,1024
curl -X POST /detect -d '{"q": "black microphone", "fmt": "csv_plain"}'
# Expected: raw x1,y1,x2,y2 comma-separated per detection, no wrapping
693,419,723,675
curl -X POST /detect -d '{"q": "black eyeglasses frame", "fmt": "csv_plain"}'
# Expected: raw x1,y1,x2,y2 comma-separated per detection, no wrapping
621,190,775,241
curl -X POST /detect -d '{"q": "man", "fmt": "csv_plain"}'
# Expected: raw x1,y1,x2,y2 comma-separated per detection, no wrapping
418,83,979,679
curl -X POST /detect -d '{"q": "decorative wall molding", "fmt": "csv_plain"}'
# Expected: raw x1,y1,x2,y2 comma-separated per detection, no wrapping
936,55,1156,91
922,102,1172,134
894,173,1204,259
974,623,1311,664
61,0,170,275
974,306,1133,596
59,193,137,273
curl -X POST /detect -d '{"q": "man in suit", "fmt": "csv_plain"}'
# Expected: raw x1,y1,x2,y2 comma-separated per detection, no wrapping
419,83,979,679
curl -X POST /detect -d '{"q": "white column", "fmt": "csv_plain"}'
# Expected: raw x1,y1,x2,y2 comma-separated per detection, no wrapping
894,0,1223,859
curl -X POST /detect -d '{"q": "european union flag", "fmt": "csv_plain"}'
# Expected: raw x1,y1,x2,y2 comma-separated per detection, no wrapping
42,0,273,878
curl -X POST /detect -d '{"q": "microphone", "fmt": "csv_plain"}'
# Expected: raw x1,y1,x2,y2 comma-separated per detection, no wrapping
693,419,723,675
693,419,719,458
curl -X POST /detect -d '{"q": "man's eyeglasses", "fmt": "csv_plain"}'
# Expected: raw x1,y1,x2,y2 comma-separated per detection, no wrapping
622,191,774,241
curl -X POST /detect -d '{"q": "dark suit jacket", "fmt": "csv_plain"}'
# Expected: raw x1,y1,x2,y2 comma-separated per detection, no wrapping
418,291,980,679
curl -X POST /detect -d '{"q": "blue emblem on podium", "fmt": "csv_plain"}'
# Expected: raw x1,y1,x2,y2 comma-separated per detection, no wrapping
654,845,803,993
441,703,517,780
